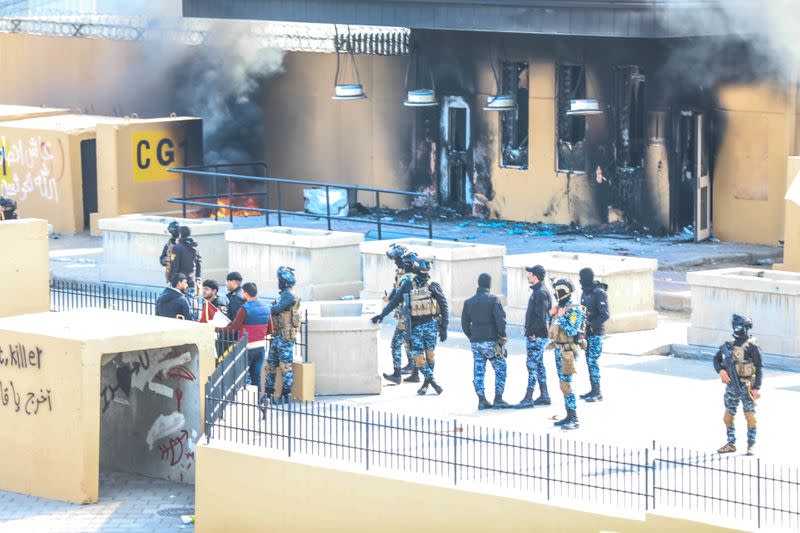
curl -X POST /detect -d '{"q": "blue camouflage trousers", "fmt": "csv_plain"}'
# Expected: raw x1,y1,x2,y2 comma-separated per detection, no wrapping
555,347,576,411
525,337,548,390
723,384,757,446
410,318,439,380
390,325,413,370
586,335,603,384
265,334,295,395
471,341,506,397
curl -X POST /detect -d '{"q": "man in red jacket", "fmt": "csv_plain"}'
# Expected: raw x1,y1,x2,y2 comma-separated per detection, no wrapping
216,282,273,393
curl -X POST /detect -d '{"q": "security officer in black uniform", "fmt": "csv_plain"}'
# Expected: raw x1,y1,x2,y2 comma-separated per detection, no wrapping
578,267,610,402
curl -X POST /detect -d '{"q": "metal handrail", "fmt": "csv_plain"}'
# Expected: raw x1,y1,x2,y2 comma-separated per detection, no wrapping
168,163,434,239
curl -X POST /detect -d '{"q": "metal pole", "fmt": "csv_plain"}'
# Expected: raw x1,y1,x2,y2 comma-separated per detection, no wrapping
212,166,219,220
228,176,234,223
325,186,332,231
365,407,370,471
264,177,270,226
546,433,551,500
428,215,433,239
453,418,458,486
376,191,382,240
757,458,761,529
181,172,187,218
277,182,283,226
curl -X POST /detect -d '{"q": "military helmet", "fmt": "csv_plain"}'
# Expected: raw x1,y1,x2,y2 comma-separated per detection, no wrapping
731,314,753,333
277,266,297,288
552,278,574,305
386,243,409,261
0,196,17,210
167,220,180,234
411,256,434,273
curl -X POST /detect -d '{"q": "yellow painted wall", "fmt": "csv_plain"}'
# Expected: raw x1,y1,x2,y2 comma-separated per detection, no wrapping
0,219,49,318
96,116,203,219
263,52,413,210
0,309,216,504
196,443,745,533
777,156,800,271
713,84,797,245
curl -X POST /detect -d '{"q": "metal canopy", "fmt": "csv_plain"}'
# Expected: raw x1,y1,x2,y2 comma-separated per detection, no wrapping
181,0,775,38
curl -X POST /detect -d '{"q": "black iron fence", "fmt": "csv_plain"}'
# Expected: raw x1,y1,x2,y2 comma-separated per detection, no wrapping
205,334,249,432
203,397,800,531
167,162,434,239
50,278,309,363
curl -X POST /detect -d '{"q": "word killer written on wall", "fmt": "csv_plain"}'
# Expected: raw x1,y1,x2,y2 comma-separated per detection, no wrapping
132,130,188,183
0,135,63,203
0,343,52,416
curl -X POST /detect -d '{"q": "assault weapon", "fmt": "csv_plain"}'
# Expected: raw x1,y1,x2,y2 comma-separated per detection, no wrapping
720,342,747,398
402,292,413,349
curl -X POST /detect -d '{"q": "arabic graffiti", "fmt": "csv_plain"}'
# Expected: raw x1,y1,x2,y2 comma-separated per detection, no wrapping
0,380,52,415
158,429,189,466
0,135,64,203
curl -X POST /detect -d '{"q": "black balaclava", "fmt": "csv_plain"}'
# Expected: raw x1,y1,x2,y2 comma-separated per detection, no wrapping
579,267,595,290
478,273,491,290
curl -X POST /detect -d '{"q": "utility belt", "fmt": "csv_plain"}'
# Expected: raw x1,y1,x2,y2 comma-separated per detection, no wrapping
550,340,581,376
274,303,302,339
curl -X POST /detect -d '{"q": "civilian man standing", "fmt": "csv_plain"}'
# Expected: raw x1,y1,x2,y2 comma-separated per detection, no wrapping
517,265,552,408
155,274,193,320
216,283,272,395
225,271,246,321
462,273,509,410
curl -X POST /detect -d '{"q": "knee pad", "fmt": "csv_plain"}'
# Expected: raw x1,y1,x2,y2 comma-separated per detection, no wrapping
414,354,426,367
267,363,278,372
561,351,576,375
280,361,293,374
744,411,757,429
559,380,571,396
723,411,734,427
425,349,435,365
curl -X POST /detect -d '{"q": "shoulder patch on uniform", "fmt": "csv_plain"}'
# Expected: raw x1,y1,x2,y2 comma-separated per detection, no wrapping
569,311,578,324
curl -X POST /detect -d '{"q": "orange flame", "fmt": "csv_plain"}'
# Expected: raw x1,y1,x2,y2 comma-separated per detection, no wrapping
212,196,262,218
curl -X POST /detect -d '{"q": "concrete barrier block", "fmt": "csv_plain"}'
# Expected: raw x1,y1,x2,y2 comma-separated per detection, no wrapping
360,238,506,316
99,214,231,287
505,251,658,333
0,218,49,318
687,267,800,356
226,226,364,300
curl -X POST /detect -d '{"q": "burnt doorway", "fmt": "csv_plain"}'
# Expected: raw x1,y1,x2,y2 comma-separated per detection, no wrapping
670,110,711,241
81,139,98,231
439,96,472,207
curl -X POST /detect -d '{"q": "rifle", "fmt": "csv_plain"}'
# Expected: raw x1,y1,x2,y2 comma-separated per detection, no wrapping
720,342,748,398
402,292,413,350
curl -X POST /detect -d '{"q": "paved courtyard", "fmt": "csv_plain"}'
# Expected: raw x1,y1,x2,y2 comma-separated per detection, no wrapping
0,471,194,533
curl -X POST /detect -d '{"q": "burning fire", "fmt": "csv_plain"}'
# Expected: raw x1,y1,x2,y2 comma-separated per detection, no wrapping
212,196,262,218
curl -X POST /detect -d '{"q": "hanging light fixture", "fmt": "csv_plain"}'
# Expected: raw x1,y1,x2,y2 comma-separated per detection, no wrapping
483,41,515,112
332,25,367,101
403,39,437,107
566,99,603,116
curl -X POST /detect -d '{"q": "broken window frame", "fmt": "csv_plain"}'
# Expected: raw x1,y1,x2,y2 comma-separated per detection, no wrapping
614,65,647,169
555,63,587,174
499,61,529,170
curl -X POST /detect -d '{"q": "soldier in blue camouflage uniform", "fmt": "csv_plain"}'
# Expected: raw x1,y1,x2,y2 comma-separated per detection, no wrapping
462,273,509,410
578,267,610,403
264,266,301,404
547,279,585,430
372,256,448,396
713,314,763,456
382,244,417,385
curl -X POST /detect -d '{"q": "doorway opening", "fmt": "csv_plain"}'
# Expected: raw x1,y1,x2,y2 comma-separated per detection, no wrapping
80,139,98,231
439,96,472,207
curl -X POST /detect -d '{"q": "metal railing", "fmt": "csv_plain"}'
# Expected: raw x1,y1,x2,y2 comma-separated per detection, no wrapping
205,334,249,433
50,278,309,363
168,162,434,239
203,397,800,531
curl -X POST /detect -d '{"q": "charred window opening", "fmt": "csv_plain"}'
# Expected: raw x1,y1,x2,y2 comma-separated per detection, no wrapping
614,66,646,168
556,64,586,173
500,62,529,169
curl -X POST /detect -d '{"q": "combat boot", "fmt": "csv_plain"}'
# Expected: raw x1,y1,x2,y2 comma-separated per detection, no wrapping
492,394,511,409
404,368,421,383
585,382,603,403
477,394,492,410
579,386,594,400
533,383,551,406
417,378,430,396
429,379,443,395
276,391,291,405
383,368,402,385
516,387,535,409
400,362,414,375
746,444,755,456
553,412,570,427
561,409,579,430
717,442,736,454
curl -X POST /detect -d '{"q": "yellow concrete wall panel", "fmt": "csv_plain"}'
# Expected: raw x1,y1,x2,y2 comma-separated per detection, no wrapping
713,110,788,245
196,444,746,533
0,309,217,504
0,219,49,317
779,157,800,271
717,83,790,114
